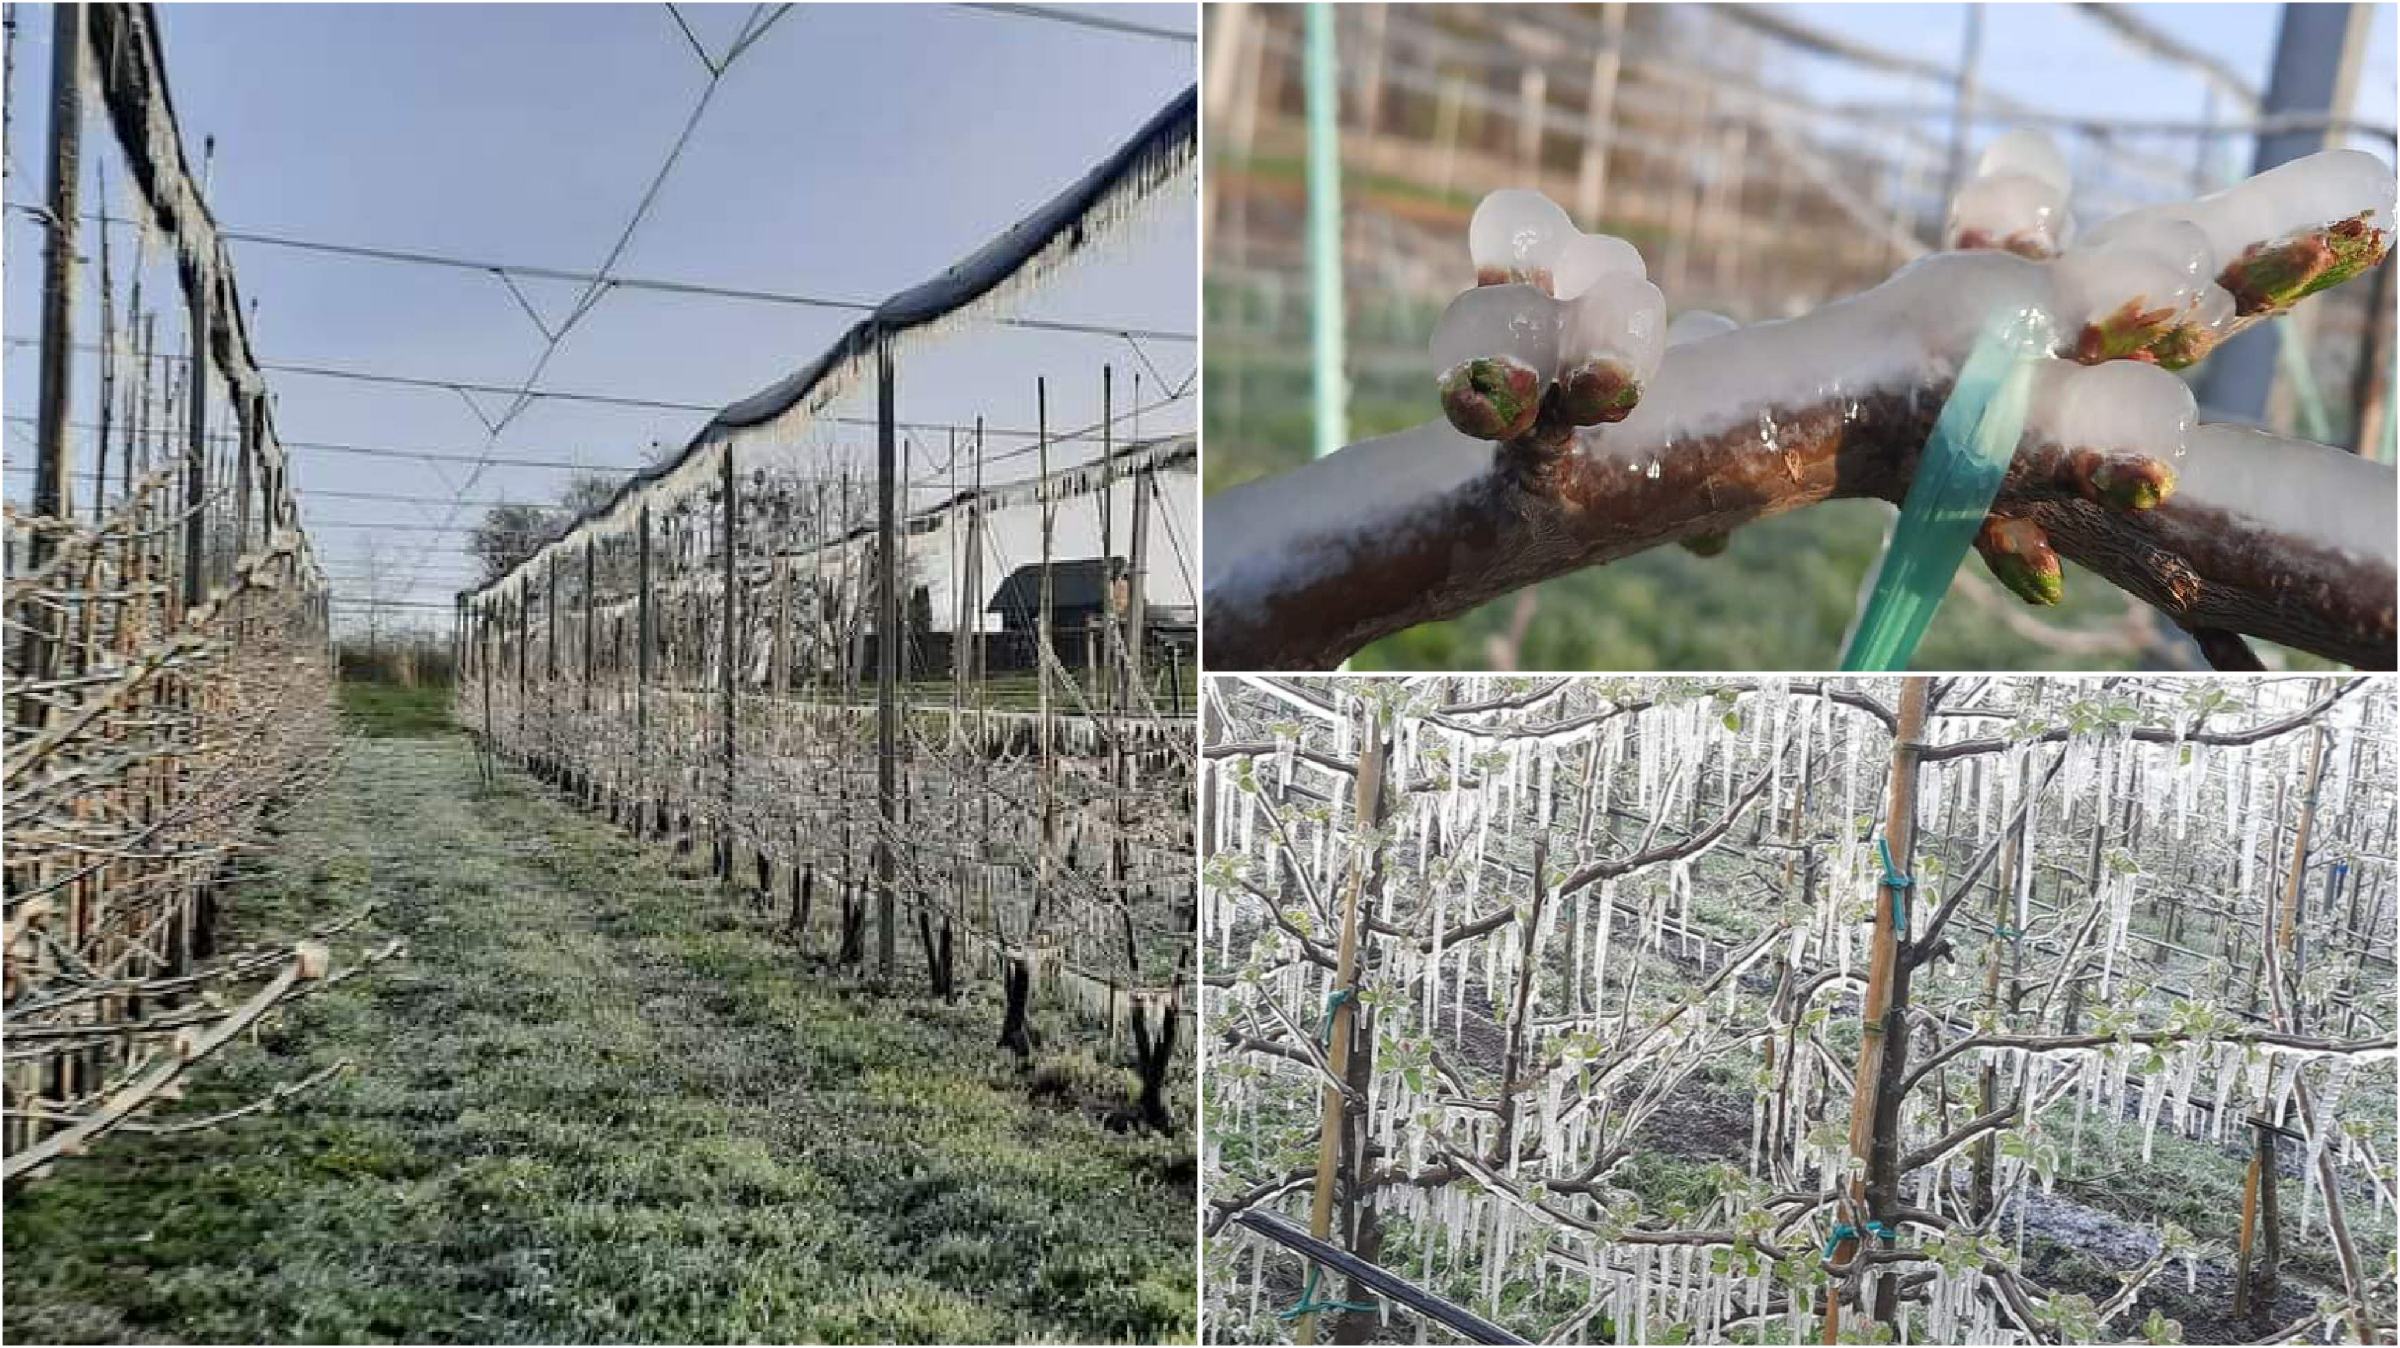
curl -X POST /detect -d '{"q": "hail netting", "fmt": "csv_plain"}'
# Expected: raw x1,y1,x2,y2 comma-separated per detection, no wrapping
4,4,342,1177
457,86,1198,1054
1202,676,2397,1345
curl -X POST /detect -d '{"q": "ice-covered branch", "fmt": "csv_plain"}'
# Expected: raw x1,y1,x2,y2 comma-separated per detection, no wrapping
1206,149,2396,669
1900,1027,2397,1097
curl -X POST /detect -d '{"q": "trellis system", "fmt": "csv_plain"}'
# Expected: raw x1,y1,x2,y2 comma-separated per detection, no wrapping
457,85,1202,1123
4,4,364,1180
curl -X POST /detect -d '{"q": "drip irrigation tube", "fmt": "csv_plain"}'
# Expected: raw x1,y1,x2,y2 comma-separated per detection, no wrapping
1231,1209,1531,1345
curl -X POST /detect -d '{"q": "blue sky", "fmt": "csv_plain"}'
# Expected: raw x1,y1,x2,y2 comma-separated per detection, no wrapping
6,3,2391,623
4,2,1198,622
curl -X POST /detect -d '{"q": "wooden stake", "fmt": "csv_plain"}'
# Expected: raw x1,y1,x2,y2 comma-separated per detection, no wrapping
1824,676,1928,1342
1301,696,1385,1347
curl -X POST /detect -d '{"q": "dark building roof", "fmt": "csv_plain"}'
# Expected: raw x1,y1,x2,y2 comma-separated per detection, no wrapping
987,557,1127,618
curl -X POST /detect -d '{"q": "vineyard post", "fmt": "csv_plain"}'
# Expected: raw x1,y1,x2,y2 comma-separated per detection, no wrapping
581,537,595,716
1038,375,1056,927
875,329,899,979
1824,675,1927,1341
15,0,81,726
637,501,653,830
478,599,494,787
1301,694,1386,1346
2274,722,2329,956
1127,461,1151,696
233,389,256,569
515,580,528,760
181,265,209,612
719,443,738,882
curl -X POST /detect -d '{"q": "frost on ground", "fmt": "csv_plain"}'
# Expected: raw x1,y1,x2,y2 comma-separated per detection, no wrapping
1,729,1194,1345
1203,675,2397,1347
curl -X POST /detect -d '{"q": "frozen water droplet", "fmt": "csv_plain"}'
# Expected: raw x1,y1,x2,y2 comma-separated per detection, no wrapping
1470,189,1577,290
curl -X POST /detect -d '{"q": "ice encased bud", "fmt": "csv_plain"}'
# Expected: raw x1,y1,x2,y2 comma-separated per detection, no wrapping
1470,188,1577,290
2051,243,2207,360
1666,310,1737,347
2182,147,2396,266
1553,232,1646,300
1553,275,1664,425
1947,171,2068,257
1976,130,2071,198
1433,282,1560,439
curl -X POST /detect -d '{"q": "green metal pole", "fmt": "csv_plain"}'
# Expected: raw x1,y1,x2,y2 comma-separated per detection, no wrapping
1305,2,1346,462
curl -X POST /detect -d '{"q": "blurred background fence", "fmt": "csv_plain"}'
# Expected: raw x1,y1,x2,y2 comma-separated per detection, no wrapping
1203,1,2396,671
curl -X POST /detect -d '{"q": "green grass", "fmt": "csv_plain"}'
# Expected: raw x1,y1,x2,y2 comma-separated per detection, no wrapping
338,679,459,739
3,737,1195,1344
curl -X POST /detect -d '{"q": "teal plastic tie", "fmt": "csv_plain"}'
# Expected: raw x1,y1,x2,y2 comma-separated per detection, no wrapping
1839,305,2055,671
1318,986,1355,1043
1823,1222,1858,1259
1277,1265,1379,1321
1877,836,1913,937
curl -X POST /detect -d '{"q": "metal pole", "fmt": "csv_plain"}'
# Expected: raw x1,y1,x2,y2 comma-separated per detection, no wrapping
2199,2,2373,424
1937,4,1984,212
875,330,899,977
1304,2,1347,462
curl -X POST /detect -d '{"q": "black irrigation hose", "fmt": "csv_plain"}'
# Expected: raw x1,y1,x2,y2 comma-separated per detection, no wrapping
1230,1209,1530,1346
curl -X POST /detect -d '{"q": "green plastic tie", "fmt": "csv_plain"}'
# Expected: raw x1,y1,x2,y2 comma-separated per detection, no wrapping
1839,305,2055,671
1318,986,1355,1044
1877,836,1913,937
1277,1264,1379,1321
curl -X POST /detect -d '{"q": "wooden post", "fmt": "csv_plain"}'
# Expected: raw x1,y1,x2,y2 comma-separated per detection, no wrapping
874,330,899,976
637,502,653,808
967,418,985,688
182,268,210,611
1126,463,1151,698
582,537,596,712
1824,677,1928,1342
1301,697,1386,1346
719,446,739,879
16,1,82,723
1035,379,1056,935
